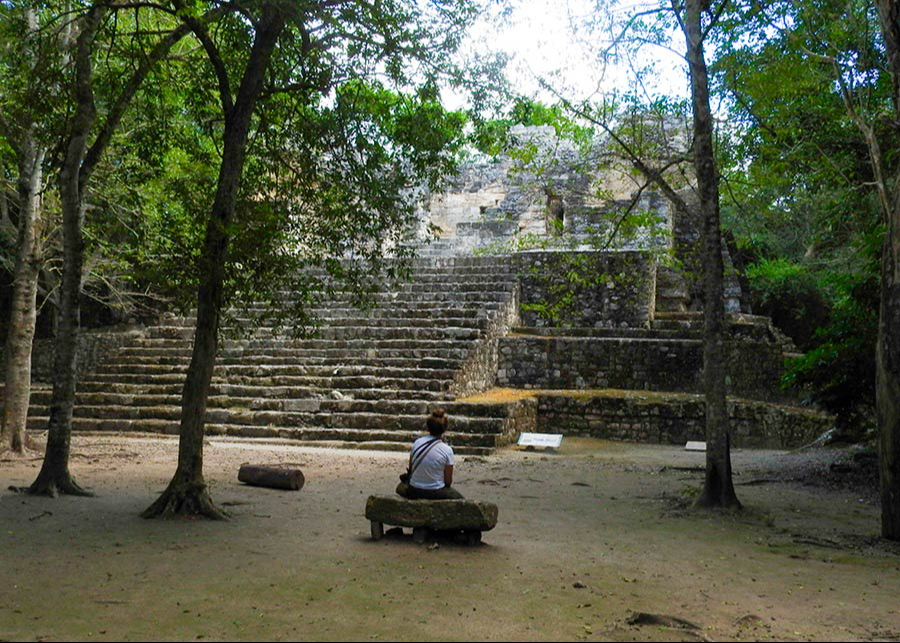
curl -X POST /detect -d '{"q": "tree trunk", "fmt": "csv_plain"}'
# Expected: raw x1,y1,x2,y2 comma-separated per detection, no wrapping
27,6,106,497
1,129,44,455
143,6,287,519
874,0,900,540
878,244,900,539
25,1,193,495
681,0,740,509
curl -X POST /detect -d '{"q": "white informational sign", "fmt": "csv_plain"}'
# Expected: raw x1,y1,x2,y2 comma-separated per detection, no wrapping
685,441,707,452
518,433,564,448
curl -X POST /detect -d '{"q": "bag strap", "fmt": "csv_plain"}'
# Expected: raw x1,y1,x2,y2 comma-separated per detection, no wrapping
408,437,442,478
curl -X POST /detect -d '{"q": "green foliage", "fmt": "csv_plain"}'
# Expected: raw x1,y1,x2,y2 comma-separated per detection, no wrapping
709,1,890,433
100,0,483,336
745,259,830,350
469,97,594,157
783,267,879,430
519,252,611,326
714,0,889,267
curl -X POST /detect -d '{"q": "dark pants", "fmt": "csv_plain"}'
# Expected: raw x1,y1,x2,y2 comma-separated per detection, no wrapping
396,482,464,500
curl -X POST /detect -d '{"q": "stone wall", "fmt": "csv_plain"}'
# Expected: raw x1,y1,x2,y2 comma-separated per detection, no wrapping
424,126,672,257
451,286,521,397
498,396,538,447
514,250,656,328
536,392,832,449
671,188,746,313
0,326,145,385
497,336,790,403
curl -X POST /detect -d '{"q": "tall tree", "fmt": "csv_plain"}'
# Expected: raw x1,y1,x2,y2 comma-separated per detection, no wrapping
553,0,740,507
713,0,900,535
142,0,289,518
1,130,45,456
28,3,108,496
679,0,739,508
142,0,476,518
28,2,220,496
872,0,900,540
0,5,57,456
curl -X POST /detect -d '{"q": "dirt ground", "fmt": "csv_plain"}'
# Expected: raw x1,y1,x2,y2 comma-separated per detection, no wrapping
1,435,898,642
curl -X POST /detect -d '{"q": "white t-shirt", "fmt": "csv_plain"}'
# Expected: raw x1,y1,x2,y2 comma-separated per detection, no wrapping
408,436,454,490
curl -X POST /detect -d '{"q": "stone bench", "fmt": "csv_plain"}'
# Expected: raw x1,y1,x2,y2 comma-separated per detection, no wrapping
365,495,499,545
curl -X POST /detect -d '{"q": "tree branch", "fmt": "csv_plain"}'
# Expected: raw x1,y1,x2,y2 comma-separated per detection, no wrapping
170,0,234,117
83,6,227,181
702,0,731,42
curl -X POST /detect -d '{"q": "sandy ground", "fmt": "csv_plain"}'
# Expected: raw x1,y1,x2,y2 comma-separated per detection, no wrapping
1,435,898,642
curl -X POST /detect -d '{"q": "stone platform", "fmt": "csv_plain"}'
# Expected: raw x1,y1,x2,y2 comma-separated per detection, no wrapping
365,495,499,544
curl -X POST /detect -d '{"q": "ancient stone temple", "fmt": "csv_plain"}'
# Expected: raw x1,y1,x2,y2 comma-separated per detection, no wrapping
5,127,832,452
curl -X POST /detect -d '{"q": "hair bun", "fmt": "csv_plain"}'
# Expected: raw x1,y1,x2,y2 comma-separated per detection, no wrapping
427,408,449,435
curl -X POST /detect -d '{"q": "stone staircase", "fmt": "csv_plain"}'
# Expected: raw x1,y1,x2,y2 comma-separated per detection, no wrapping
654,266,691,313
20,257,535,455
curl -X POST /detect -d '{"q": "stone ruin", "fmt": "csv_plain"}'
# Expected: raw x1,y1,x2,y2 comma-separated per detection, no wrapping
2,127,833,453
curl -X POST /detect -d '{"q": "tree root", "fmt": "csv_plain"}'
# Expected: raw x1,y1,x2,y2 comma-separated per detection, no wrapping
26,472,94,498
142,481,227,520
693,494,743,511
627,611,701,630
0,434,44,460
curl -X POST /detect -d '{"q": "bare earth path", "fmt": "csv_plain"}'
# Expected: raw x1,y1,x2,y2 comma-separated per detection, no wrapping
1,436,898,642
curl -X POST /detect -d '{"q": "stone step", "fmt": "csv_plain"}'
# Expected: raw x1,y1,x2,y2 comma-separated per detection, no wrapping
128,337,478,351
147,325,484,341
233,301,508,315
394,274,517,285
651,311,776,325
294,269,514,281
314,399,513,418
654,297,689,314
323,291,514,303
250,316,490,329
80,373,455,392
656,287,689,300
398,283,516,294
408,268,515,277
72,381,452,401
650,318,773,341
164,314,492,329
511,326,701,339
26,391,510,417
36,404,505,435
93,363,455,381
309,306,495,319
8,257,530,456
650,318,701,331
103,354,466,370
113,346,472,361
26,417,502,449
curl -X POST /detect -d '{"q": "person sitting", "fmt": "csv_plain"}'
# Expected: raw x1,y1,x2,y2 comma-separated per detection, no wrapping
397,409,464,500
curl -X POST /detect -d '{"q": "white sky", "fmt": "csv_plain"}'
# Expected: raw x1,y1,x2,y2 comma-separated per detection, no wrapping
447,0,689,110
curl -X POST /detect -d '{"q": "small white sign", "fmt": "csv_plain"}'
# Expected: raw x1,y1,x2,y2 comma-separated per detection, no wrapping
518,433,564,448
685,441,707,452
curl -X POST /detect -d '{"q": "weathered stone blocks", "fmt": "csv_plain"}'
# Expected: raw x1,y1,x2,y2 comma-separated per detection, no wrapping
365,495,498,531
536,392,833,449
498,336,789,403
514,250,655,328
